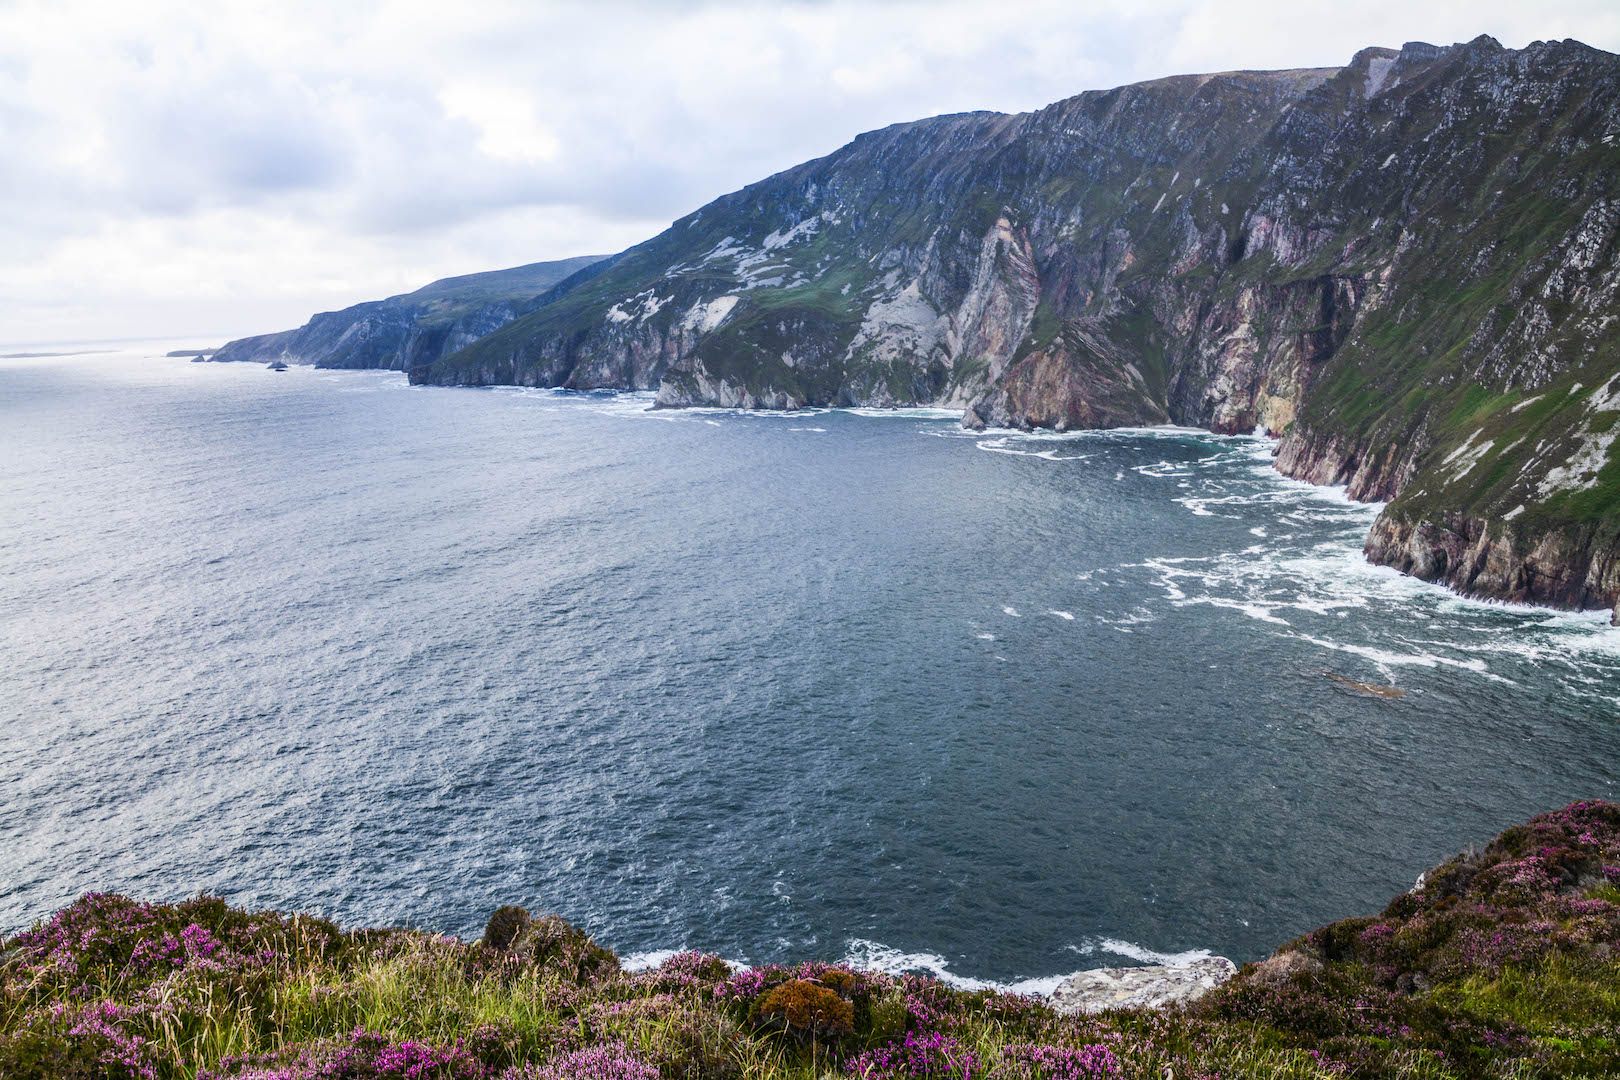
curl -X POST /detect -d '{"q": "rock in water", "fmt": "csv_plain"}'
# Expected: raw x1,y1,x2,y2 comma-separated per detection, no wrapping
1050,956,1237,1014
1323,671,1406,699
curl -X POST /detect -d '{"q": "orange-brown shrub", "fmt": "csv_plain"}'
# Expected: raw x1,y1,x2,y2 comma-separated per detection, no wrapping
751,979,854,1037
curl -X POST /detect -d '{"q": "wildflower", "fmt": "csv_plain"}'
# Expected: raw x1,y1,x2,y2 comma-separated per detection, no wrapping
504,1042,659,1080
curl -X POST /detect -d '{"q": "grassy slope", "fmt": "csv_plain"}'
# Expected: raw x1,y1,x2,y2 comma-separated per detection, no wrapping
390,255,610,328
4,802,1620,1079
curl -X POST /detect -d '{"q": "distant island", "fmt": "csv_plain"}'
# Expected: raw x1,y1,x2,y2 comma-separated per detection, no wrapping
5,801,1616,1078
2,349,116,359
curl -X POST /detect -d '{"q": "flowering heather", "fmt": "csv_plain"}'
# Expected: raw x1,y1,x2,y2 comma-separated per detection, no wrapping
4,802,1620,1080
849,1030,978,1079
1197,799,1620,1074
994,1041,1121,1080
628,950,734,996
716,964,784,1002
501,1042,658,1080
0,999,160,1079
203,1028,491,1079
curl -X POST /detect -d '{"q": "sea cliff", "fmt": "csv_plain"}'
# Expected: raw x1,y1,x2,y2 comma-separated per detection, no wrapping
400,37,1620,621
213,37,1620,619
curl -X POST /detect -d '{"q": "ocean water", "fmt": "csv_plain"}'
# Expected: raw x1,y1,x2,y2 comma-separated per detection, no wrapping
3,342,1619,992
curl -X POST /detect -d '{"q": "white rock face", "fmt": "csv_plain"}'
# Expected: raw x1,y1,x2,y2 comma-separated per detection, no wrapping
680,295,739,335
1365,56,1396,97
1049,956,1237,1015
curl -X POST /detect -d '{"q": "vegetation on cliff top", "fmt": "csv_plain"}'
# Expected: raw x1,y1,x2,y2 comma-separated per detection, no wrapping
3,802,1619,1079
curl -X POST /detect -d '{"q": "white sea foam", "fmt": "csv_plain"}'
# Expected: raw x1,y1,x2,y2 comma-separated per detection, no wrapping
1174,496,1220,517
1185,597,1290,625
1094,608,1155,632
840,940,1051,993
1135,460,1192,478
845,406,965,420
973,437,1092,461
620,949,683,972
1048,610,1075,620
1076,939,1216,967
837,937,1214,998
1296,634,1509,683
732,406,832,419
1059,433,1617,695
1002,606,1021,617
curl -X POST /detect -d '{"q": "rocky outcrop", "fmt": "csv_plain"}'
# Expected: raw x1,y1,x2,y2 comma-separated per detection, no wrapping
1363,511,1620,618
213,255,606,372
1272,429,1425,503
1050,956,1237,1015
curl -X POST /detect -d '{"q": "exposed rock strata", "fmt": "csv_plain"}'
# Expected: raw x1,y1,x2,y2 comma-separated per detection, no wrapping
1364,511,1620,619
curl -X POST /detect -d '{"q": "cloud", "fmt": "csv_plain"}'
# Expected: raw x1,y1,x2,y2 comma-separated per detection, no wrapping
440,83,562,164
2,0,1617,342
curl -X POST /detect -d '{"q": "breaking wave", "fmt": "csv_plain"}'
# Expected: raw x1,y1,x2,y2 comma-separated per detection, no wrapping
838,937,1211,998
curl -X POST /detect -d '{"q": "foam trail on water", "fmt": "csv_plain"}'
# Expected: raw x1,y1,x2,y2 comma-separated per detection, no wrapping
845,406,965,420
839,937,1215,998
1085,938,1215,966
840,940,1067,997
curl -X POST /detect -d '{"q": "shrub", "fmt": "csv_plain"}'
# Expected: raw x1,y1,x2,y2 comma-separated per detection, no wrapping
508,915,620,984
750,979,855,1039
482,907,532,952
818,969,856,995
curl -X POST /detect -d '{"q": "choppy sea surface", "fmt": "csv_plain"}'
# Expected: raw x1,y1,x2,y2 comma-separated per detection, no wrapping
3,342,1619,992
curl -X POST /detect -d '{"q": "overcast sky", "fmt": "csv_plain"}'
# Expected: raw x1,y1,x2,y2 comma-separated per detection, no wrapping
3,0,1618,345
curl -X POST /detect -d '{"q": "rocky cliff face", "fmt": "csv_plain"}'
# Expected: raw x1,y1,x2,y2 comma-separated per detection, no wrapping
212,255,606,371
410,38,1620,618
